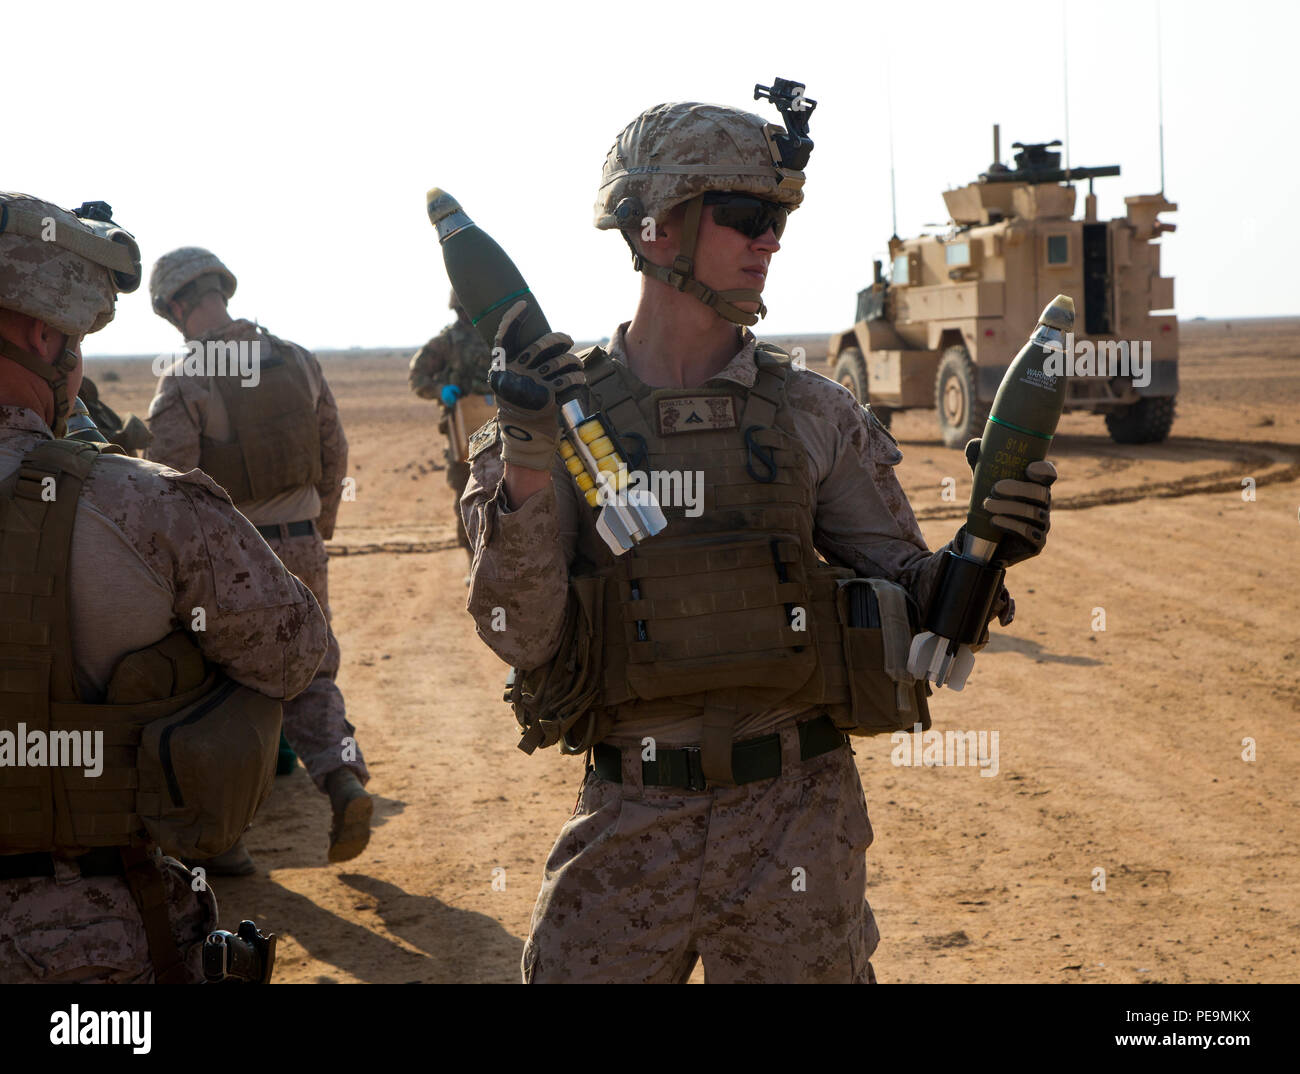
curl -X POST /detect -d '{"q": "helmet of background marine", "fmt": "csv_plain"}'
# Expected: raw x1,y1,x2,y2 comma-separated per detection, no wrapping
149,247,237,330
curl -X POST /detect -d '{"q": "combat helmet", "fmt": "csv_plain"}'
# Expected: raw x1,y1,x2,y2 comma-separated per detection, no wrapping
150,247,237,329
594,78,816,326
0,194,142,433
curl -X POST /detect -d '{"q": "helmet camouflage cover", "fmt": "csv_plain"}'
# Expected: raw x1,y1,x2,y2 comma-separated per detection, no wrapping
149,247,237,318
0,193,141,337
595,101,805,231
0,193,141,435
594,99,809,326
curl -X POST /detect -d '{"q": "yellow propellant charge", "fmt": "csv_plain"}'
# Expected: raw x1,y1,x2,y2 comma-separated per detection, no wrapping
560,417,626,506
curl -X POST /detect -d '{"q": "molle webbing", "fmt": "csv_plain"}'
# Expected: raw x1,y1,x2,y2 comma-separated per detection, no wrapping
0,443,209,855
0,440,102,851
0,441,268,983
198,337,322,504
575,346,856,780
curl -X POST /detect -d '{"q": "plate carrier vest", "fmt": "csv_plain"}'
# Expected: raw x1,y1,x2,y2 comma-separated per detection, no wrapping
0,438,282,980
197,330,322,504
502,343,931,783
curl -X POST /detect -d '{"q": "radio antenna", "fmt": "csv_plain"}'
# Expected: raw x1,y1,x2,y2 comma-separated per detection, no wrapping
1157,0,1166,193
886,53,898,238
1062,0,1071,179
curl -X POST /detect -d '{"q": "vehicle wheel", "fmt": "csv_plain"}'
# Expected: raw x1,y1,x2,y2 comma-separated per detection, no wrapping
833,347,868,402
835,347,893,428
1104,396,1176,444
935,345,989,449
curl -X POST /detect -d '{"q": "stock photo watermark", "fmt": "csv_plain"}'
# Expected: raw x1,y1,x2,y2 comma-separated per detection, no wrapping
1042,333,1152,388
152,339,262,387
890,723,1000,777
0,725,103,778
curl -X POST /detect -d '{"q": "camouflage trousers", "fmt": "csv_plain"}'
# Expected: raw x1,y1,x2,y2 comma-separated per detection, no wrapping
0,853,217,983
265,529,368,791
521,723,880,983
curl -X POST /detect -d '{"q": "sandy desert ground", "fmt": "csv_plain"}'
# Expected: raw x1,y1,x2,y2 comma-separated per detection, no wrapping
87,317,1300,983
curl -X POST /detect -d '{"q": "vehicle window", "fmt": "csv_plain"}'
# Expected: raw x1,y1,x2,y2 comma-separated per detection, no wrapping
945,241,970,267
892,254,909,285
1047,235,1069,265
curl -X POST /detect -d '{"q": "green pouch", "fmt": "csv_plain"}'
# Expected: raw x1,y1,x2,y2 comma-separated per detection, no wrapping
136,676,282,859
45,633,281,858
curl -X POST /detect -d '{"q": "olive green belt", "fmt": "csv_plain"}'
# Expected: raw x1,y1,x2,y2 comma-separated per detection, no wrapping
592,714,847,791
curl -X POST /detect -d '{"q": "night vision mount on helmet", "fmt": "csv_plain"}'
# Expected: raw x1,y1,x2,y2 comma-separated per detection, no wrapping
595,76,816,327
0,194,142,435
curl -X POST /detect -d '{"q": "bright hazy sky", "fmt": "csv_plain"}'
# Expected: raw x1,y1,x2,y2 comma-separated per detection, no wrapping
10,0,1295,357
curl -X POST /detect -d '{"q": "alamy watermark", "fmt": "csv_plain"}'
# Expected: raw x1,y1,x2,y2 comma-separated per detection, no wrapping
50,1005,150,1054
890,723,999,777
1042,332,1151,388
0,724,103,777
152,340,262,387
595,466,704,518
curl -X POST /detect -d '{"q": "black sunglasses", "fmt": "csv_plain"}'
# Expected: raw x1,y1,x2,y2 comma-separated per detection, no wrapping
701,192,787,240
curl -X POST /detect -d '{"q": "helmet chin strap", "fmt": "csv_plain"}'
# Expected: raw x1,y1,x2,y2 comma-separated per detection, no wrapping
625,196,767,327
0,337,79,437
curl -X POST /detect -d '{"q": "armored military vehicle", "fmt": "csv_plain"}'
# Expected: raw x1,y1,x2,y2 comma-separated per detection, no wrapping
829,128,1178,447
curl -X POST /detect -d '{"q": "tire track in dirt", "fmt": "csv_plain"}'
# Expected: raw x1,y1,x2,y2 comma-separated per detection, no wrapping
329,537,462,557
328,437,1300,553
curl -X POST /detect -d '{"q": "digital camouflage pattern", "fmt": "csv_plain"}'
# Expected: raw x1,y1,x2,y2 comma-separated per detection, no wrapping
0,405,327,704
264,528,368,790
0,854,216,984
149,247,237,315
146,319,349,539
144,318,358,785
464,326,956,981
0,403,327,983
464,324,953,699
595,103,804,230
0,193,121,337
522,733,878,983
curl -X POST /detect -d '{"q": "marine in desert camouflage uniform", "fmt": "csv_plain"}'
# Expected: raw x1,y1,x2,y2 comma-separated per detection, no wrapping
146,248,371,870
0,193,328,983
409,292,494,561
463,92,1056,982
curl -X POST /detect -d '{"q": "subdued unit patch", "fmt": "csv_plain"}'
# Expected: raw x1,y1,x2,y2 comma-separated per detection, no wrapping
656,395,737,435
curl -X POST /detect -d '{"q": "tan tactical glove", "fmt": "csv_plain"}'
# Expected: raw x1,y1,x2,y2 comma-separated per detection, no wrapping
490,300,585,471
965,438,1057,568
